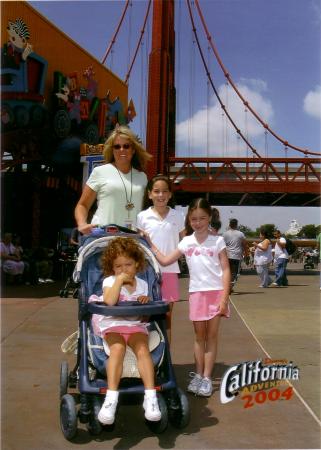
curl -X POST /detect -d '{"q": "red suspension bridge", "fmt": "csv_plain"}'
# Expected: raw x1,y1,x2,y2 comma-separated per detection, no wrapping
99,0,320,206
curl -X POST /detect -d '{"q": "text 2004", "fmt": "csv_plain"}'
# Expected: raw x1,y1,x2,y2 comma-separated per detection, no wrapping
241,387,293,409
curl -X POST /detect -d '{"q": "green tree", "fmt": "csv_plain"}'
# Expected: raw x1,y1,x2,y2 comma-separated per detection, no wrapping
298,224,318,239
255,224,276,238
239,225,256,237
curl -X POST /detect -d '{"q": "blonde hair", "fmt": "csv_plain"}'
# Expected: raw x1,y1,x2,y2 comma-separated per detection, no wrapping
103,126,152,171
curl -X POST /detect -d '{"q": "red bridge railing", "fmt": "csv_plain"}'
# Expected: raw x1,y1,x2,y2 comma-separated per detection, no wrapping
167,157,321,194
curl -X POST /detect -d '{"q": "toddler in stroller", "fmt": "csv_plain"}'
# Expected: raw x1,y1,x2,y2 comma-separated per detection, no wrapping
60,227,189,440
90,236,161,425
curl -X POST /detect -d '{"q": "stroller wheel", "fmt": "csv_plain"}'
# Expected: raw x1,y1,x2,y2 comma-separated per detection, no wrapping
168,388,190,429
60,394,78,440
86,395,103,436
60,361,69,398
145,393,168,434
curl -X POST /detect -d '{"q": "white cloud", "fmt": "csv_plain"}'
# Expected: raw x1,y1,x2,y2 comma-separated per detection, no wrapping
303,85,321,120
176,80,274,157
239,78,268,92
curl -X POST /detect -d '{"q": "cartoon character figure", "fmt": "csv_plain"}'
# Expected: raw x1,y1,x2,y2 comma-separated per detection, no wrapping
56,81,81,124
56,83,70,103
83,65,97,101
6,18,33,63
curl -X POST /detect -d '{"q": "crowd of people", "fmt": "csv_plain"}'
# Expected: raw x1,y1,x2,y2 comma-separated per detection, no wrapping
0,232,55,285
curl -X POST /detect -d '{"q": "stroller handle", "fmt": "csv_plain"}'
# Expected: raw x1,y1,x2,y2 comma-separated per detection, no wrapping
87,301,169,316
91,224,137,236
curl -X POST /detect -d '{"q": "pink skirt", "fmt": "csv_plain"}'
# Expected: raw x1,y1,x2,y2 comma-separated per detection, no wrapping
161,273,180,303
104,325,148,344
189,290,230,321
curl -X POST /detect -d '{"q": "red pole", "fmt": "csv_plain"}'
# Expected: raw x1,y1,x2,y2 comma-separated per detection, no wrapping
145,0,175,178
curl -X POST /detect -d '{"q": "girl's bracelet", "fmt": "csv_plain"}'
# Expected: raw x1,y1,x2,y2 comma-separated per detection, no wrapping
153,248,159,255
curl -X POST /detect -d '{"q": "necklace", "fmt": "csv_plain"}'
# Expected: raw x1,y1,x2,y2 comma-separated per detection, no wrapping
115,166,134,212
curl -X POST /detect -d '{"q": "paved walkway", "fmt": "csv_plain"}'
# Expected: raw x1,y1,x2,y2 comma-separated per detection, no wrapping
1,266,320,449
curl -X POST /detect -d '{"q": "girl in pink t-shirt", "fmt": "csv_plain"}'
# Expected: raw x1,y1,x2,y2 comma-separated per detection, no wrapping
148,198,231,398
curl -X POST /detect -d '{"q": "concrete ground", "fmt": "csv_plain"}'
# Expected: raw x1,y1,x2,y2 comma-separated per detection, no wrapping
1,264,320,450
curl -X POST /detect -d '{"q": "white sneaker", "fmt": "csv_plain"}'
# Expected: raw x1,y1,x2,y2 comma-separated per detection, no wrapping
143,395,161,422
38,278,45,284
198,377,213,397
187,372,203,394
98,395,118,425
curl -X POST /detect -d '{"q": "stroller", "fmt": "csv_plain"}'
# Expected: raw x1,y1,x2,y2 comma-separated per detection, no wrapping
303,251,315,270
59,226,190,440
57,228,79,298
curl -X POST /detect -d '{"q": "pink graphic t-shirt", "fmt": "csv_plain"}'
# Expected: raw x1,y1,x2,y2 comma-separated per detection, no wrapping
178,233,226,292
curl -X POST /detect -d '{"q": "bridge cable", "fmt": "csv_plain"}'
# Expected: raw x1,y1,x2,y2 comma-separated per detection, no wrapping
101,0,130,65
125,0,152,84
127,1,133,74
225,81,229,156
186,0,262,159
188,26,196,156
140,39,145,140
194,0,321,157
206,44,210,157
177,0,182,128
244,106,249,158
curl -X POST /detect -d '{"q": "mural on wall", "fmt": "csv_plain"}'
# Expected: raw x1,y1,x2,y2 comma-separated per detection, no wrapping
6,18,33,64
53,65,136,146
1,16,136,168
1,17,48,136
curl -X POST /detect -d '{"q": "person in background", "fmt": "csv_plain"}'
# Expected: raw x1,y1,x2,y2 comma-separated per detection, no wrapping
252,226,273,288
272,229,289,287
316,231,321,289
223,218,248,293
12,235,31,284
74,126,152,234
210,207,221,235
136,174,185,343
148,198,230,398
33,247,54,284
0,232,25,283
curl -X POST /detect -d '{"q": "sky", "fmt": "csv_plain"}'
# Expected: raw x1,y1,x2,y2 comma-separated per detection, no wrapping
27,0,321,230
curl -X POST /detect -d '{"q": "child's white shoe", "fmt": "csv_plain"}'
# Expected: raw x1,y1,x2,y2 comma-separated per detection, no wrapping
98,392,118,425
143,395,161,422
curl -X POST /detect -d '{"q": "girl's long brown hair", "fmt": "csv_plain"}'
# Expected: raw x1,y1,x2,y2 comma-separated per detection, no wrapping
185,197,216,235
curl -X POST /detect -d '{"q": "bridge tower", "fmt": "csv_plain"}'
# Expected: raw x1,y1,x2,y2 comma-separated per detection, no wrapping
146,0,176,178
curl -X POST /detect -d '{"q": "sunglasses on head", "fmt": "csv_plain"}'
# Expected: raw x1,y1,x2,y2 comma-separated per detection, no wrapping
113,143,131,150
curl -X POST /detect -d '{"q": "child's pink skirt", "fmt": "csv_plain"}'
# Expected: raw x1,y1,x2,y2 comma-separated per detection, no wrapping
105,325,148,343
161,273,180,303
189,290,230,321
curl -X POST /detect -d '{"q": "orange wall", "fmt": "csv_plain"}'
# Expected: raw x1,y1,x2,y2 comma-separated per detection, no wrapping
1,1,128,108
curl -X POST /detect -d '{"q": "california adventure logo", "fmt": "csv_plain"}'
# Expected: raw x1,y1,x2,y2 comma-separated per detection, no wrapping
220,358,299,409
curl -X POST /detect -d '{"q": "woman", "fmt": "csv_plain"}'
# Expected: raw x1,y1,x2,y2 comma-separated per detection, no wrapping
252,226,273,288
75,126,152,234
0,232,25,282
